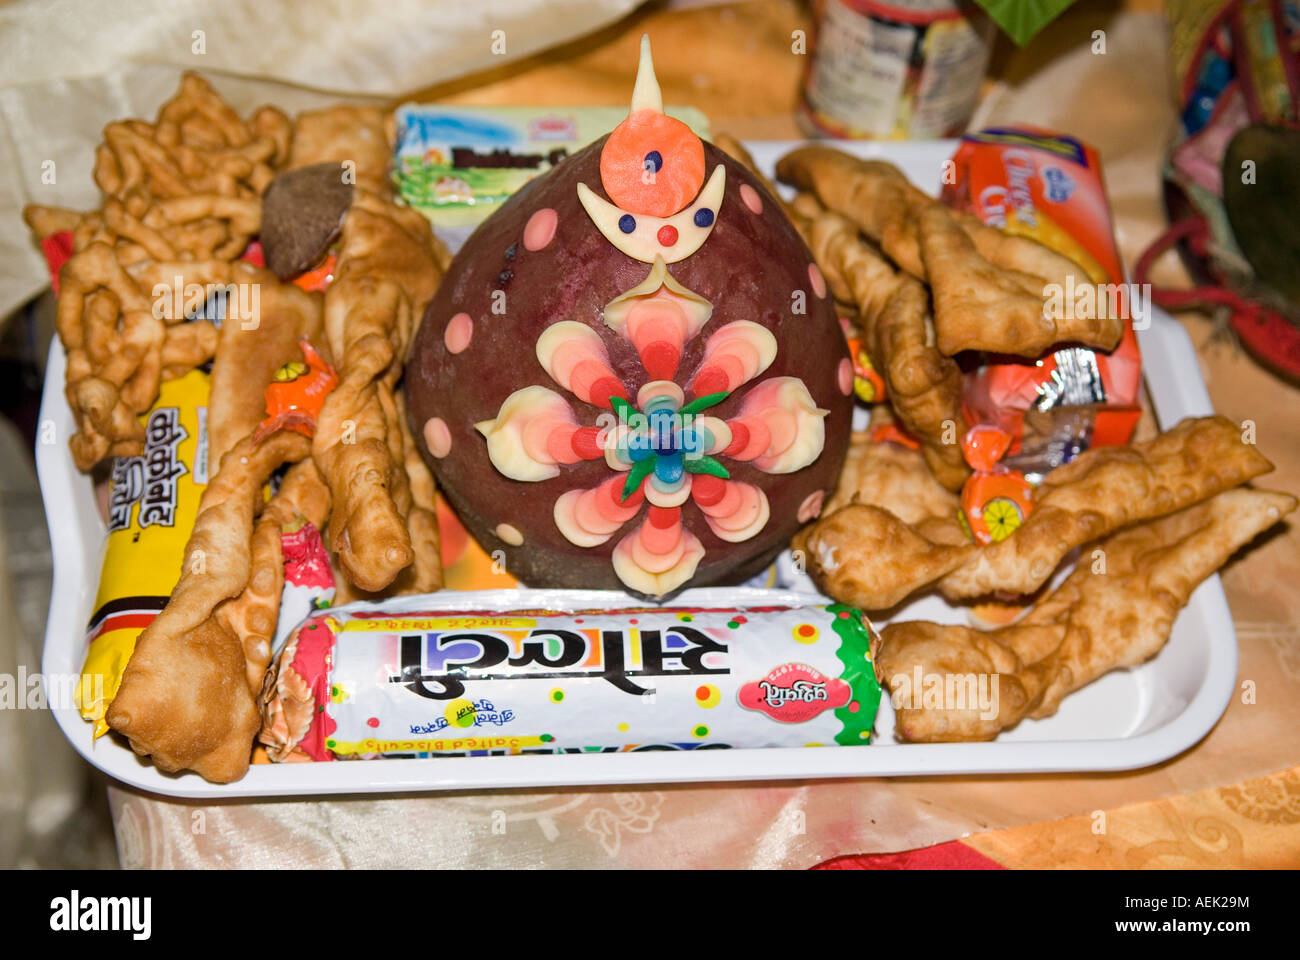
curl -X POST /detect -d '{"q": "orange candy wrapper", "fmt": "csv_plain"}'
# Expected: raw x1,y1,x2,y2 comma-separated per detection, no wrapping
256,341,339,440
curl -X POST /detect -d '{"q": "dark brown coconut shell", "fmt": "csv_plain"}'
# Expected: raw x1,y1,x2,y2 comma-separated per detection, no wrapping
406,136,852,594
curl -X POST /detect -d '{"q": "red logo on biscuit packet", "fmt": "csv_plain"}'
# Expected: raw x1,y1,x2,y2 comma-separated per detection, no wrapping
739,663,850,723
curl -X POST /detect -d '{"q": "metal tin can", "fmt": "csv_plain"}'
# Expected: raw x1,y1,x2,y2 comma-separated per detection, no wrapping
800,0,995,140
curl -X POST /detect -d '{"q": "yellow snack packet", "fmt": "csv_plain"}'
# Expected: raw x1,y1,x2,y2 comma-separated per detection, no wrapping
76,368,210,736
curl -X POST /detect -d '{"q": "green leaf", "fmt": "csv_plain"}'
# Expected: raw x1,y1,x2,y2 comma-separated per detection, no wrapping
683,455,730,479
621,459,655,501
679,391,730,416
972,0,1076,46
610,395,636,423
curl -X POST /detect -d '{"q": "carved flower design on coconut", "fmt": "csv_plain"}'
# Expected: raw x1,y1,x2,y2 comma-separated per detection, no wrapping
476,302,829,597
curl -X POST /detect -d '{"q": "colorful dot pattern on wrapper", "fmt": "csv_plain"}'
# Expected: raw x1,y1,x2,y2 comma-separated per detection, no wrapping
793,623,819,644
695,684,721,708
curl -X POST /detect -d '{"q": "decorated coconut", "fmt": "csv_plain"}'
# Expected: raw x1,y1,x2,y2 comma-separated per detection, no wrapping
406,37,853,598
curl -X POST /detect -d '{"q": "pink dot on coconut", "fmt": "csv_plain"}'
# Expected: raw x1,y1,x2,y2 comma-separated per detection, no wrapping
423,417,452,458
444,312,473,354
798,489,825,523
809,263,827,299
837,357,853,395
523,207,558,251
739,183,763,215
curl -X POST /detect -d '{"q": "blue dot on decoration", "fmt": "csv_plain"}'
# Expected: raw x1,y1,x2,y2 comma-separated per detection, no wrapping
644,151,663,173
693,208,714,228
618,214,636,234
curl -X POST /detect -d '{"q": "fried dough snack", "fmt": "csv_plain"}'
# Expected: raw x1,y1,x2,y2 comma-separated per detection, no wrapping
395,389,443,594
28,73,291,470
288,106,393,195
106,429,310,782
875,488,1297,741
796,502,976,612
207,263,324,465
827,409,960,526
918,203,1123,357
776,146,1108,358
311,187,444,592
216,460,330,694
802,208,968,490
867,276,968,490
776,146,934,278
798,416,1275,610
940,415,1273,598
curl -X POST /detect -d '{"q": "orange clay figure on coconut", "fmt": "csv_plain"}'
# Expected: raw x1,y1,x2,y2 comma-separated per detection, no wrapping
406,37,853,598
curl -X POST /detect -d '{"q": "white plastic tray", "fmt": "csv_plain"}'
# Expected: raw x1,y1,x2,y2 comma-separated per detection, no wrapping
38,140,1235,798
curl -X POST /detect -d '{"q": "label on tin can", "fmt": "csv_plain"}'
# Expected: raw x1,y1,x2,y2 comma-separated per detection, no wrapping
802,0,994,139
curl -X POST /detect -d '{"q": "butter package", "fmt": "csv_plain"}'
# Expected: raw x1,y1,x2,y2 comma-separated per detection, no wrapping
392,104,710,229
76,368,210,736
260,589,881,760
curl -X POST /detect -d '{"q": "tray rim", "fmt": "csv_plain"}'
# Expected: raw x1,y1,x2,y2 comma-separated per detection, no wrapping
36,138,1236,799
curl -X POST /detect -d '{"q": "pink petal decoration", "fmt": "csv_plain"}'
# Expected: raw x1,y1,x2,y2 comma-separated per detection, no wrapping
553,476,642,548
837,357,854,395
690,320,776,396
612,514,705,596
808,262,827,299
798,489,826,523
734,376,829,474
739,183,764,215
536,321,629,408
694,480,770,543
624,295,689,380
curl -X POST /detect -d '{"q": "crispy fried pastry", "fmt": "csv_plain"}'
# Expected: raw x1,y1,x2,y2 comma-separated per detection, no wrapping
288,106,393,195
216,459,330,694
312,185,444,592
207,263,324,465
27,73,290,470
56,243,165,467
801,416,1275,610
876,488,1297,741
314,276,416,592
776,146,933,277
939,415,1274,599
777,146,1106,359
805,208,902,322
869,277,969,490
827,410,960,525
395,389,443,593
795,503,974,611
106,429,310,782
918,203,1121,357
800,207,968,489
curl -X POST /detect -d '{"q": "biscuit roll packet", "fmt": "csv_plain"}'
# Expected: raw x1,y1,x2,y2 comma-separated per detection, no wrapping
75,368,210,737
260,589,881,761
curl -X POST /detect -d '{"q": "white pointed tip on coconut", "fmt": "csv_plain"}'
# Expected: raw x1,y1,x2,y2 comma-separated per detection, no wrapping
629,33,663,115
